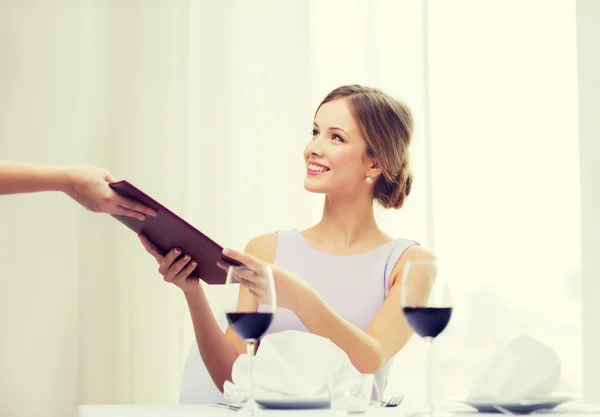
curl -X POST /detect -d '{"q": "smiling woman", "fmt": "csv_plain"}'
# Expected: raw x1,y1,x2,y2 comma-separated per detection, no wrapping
140,84,436,400
306,85,414,210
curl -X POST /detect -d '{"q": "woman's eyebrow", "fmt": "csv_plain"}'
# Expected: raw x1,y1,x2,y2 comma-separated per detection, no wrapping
313,122,349,136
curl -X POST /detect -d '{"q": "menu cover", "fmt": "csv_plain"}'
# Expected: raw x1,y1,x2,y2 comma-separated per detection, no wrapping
109,180,241,285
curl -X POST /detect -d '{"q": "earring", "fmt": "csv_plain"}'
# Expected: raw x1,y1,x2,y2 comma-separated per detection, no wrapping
366,176,373,185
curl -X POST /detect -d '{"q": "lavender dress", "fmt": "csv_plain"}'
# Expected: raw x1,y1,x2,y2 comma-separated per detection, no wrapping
265,229,419,399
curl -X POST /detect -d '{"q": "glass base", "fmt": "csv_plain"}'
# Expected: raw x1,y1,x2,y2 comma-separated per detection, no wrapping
234,399,261,416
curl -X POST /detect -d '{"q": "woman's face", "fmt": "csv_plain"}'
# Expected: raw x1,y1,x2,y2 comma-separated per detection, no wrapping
303,98,375,196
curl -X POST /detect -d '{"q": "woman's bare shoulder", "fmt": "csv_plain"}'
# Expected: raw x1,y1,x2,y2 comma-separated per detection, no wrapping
244,233,278,263
389,245,436,287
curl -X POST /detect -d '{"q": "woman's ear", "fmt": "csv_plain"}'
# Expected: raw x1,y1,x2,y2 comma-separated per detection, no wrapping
367,158,383,180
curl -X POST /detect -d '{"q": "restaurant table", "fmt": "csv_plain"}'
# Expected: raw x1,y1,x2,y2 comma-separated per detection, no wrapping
76,403,600,417
77,404,402,417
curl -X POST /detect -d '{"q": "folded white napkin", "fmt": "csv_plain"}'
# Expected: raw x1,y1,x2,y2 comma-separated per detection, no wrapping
467,334,561,403
223,330,360,403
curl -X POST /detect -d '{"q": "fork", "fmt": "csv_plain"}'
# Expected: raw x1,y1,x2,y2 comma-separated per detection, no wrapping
211,402,242,411
378,395,404,408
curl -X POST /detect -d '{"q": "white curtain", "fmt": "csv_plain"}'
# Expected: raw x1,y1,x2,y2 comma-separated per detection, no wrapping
577,0,600,403
0,1,315,416
0,1,588,417
427,0,581,397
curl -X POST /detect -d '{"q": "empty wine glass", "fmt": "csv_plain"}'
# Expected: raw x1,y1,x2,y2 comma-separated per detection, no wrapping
225,263,276,415
401,259,452,417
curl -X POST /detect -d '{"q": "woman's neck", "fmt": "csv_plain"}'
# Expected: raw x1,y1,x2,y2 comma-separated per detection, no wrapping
306,194,389,252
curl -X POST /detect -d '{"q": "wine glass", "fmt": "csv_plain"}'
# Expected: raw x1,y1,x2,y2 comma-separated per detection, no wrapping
401,259,452,417
225,263,276,415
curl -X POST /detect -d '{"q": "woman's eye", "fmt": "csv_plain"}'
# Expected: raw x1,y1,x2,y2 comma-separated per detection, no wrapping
332,134,344,142
312,129,319,137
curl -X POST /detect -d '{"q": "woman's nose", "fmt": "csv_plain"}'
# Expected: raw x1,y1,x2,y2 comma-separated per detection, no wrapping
308,135,325,156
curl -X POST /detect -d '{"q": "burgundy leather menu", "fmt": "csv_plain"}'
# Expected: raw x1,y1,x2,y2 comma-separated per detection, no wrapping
109,180,241,285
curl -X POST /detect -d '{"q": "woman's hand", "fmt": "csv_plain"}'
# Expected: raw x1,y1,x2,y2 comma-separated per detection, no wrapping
138,233,201,294
218,248,315,311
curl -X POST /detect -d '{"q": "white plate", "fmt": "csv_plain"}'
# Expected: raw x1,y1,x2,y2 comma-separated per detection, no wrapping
255,395,330,410
451,394,573,414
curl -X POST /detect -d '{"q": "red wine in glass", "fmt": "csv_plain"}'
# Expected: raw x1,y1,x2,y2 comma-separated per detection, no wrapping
226,312,274,340
225,264,276,416
402,307,452,338
401,260,452,417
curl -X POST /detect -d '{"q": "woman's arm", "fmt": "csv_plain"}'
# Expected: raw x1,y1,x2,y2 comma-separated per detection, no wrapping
224,235,435,374
139,233,268,393
0,161,156,220
297,245,435,373
186,235,277,391
183,285,247,392
292,245,435,373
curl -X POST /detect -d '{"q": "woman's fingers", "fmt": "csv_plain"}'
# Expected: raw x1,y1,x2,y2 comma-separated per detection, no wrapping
229,267,257,283
220,258,271,302
137,234,200,291
164,254,194,282
159,248,183,275
222,248,262,270
218,260,259,282
138,233,164,262
216,260,235,271
236,277,264,297
172,259,198,282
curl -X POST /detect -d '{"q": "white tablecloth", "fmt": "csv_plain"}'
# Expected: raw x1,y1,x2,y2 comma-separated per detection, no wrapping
76,404,402,417
76,404,600,417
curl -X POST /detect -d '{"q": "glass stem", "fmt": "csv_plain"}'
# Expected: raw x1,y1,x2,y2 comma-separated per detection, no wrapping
246,340,256,405
425,337,434,412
